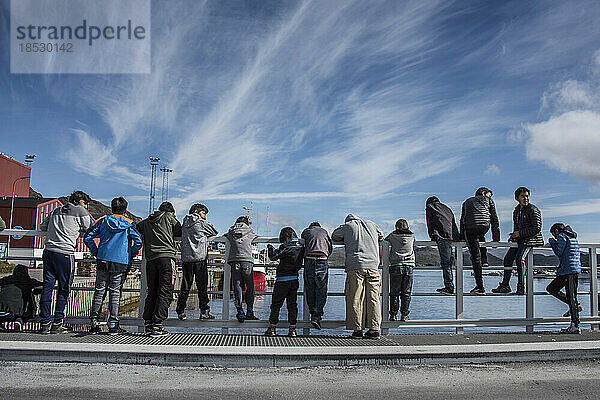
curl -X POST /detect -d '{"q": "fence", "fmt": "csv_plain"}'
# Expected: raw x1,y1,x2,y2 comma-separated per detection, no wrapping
1,229,599,334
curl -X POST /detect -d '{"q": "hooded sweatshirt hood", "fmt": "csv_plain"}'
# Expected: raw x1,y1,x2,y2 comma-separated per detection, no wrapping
183,213,203,228
562,225,577,238
104,215,134,232
345,213,358,223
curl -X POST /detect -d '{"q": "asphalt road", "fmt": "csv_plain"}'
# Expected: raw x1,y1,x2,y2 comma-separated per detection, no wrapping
1,359,599,399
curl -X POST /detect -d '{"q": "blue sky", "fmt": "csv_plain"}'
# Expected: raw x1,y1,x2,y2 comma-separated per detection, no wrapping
2,0,600,242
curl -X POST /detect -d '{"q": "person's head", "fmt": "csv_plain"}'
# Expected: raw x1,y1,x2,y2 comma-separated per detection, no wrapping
236,216,250,225
69,190,91,207
158,202,175,213
514,186,530,207
279,226,297,243
426,196,440,206
550,223,565,238
309,221,321,228
475,187,493,198
395,218,409,231
189,203,209,219
111,197,128,215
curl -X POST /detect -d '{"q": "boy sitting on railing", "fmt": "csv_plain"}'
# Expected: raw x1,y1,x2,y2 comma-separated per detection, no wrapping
385,219,415,322
265,227,304,337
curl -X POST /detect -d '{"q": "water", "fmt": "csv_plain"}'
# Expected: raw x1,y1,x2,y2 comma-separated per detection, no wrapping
166,268,594,335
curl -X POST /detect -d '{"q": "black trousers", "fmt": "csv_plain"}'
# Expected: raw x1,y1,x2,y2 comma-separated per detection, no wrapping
464,225,490,289
269,279,299,325
176,260,210,314
547,273,580,325
143,257,174,324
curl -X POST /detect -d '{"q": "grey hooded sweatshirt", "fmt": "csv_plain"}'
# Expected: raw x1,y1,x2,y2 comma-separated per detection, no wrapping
224,222,259,263
181,213,219,262
331,214,384,271
40,203,92,255
385,229,415,265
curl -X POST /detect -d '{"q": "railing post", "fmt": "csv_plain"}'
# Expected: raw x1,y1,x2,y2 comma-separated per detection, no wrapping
221,240,231,334
302,287,310,336
455,243,463,334
381,241,390,335
137,251,147,333
526,249,534,333
590,246,599,330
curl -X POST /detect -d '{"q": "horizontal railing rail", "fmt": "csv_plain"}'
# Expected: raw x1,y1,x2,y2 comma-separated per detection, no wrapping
1,230,598,334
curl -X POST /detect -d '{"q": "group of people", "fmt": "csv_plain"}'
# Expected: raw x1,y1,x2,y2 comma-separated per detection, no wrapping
0,185,585,337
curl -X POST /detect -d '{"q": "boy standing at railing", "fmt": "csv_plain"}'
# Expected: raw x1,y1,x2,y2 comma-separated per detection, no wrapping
547,223,582,334
265,227,304,337
84,197,142,335
224,216,259,322
385,219,415,322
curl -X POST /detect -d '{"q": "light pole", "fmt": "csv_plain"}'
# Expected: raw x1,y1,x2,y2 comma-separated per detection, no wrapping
6,176,29,259
149,157,160,215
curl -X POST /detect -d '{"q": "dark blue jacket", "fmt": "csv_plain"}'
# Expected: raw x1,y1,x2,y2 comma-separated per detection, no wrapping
267,238,304,278
84,215,143,266
549,226,581,276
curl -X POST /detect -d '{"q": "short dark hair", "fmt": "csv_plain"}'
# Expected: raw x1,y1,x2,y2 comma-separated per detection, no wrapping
69,190,91,205
550,223,565,234
426,196,439,206
189,203,208,215
475,187,492,197
395,219,409,231
514,186,530,200
111,197,128,215
158,202,175,213
279,226,297,243
309,221,321,228
236,216,250,225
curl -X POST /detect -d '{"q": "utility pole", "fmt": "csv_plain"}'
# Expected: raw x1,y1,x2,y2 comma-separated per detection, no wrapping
149,157,160,215
160,166,173,202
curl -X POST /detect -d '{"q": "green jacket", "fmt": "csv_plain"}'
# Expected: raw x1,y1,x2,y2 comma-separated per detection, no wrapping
136,211,182,261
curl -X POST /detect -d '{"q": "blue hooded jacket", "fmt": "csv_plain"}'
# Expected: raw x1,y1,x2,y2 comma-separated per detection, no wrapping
549,226,581,276
84,215,143,267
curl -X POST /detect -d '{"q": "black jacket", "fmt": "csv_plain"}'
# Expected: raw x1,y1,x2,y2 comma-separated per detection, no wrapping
0,265,43,318
512,203,543,246
460,195,500,241
267,238,304,278
426,201,459,241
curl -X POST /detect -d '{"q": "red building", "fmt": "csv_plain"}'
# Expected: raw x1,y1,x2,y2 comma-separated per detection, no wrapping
0,154,31,198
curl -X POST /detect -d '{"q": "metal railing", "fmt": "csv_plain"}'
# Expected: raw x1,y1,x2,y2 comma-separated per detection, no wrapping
2,229,599,334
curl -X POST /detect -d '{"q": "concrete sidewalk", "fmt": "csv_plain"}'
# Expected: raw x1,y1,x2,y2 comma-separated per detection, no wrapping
1,331,599,367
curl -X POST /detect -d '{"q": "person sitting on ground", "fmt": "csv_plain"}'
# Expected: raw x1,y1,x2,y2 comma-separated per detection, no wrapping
224,216,259,322
0,265,43,331
332,214,384,339
492,187,543,295
136,202,182,337
459,187,500,295
265,227,304,337
301,221,332,330
0,215,5,231
176,203,218,321
547,223,582,334
425,196,459,295
385,219,415,322
84,197,142,335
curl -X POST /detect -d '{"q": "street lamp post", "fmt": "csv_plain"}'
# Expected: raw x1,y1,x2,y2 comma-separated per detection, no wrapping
6,176,29,259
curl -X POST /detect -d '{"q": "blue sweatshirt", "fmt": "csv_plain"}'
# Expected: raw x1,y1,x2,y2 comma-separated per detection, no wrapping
84,215,143,267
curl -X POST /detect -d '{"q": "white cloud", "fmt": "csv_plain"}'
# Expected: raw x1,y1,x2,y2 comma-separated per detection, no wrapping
484,164,501,175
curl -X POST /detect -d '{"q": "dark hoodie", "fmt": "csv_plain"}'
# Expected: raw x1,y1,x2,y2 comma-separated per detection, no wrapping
181,213,218,262
267,238,305,278
0,265,43,317
426,200,459,241
136,211,182,261
224,222,259,263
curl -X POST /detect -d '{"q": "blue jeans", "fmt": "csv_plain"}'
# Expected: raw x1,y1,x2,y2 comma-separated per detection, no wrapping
40,249,75,324
304,257,329,318
501,240,530,291
91,261,124,327
389,265,413,316
230,262,254,310
437,238,454,291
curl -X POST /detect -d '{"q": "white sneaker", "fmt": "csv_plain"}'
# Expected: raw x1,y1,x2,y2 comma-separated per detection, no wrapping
177,313,187,321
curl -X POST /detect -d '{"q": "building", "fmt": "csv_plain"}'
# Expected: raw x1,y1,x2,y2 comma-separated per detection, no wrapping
0,154,31,198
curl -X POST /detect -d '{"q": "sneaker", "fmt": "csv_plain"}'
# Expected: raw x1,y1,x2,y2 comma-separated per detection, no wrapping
469,287,486,295
491,284,511,294
177,313,187,321
200,311,215,320
364,329,380,339
400,315,410,322
515,287,525,295
144,321,153,334
108,326,128,336
245,313,259,321
264,326,276,336
560,324,581,334
482,263,489,268
350,330,363,339
389,314,397,321
236,309,246,323
563,304,584,317
288,326,297,337
50,322,69,334
89,324,101,335
39,322,52,334
149,325,169,337
436,287,454,295
310,316,322,330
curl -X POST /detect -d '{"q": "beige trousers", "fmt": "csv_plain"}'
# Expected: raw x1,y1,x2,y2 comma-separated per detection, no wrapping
345,268,381,331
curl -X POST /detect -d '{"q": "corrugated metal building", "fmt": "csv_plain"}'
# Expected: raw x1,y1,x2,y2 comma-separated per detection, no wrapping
0,154,31,197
